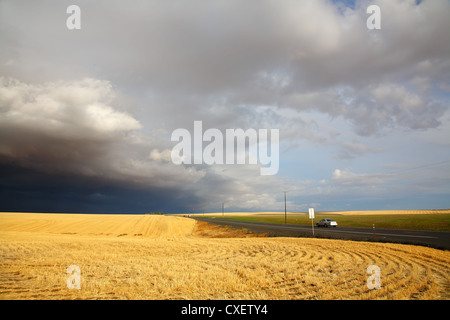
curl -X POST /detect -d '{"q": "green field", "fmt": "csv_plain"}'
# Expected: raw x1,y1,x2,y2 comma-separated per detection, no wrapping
209,213,450,232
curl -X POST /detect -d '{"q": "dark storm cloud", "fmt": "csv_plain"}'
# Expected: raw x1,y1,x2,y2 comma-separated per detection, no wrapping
0,77,205,212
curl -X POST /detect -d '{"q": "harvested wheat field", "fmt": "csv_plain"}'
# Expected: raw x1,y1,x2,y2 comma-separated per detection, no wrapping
0,212,449,300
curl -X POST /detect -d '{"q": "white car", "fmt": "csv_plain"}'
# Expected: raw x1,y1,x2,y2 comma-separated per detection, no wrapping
316,218,338,228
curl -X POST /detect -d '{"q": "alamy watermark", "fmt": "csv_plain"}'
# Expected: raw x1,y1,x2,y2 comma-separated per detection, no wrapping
65,4,380,31
366,265,381,290
67,265,81,289
367,5,381,30
66,5,81,30
171,121,279,175
65,263,382,292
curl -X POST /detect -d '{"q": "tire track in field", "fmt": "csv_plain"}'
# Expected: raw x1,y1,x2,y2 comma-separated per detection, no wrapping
186,238,450,300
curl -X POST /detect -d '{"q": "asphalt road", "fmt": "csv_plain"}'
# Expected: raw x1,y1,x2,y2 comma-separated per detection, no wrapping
193,217,450,251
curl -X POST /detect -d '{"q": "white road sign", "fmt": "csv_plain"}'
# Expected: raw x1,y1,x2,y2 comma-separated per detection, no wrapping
309,208,315,219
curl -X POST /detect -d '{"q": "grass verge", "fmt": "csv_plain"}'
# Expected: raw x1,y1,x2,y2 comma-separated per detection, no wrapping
211,213,450,231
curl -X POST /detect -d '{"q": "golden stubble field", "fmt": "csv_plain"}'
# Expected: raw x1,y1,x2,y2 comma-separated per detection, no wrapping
0,212,449,300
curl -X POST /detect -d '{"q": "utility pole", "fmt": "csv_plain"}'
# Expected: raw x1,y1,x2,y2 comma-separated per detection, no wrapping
222,202,224,217
309,208,315,236
283,191,288,224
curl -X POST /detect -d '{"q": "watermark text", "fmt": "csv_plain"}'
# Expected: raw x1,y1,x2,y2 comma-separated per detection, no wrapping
171,121,279,175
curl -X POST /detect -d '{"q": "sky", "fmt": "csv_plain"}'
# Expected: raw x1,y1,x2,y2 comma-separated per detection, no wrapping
0,0,449,214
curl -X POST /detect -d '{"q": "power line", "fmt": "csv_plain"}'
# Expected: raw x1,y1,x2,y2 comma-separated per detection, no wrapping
387,159,450,176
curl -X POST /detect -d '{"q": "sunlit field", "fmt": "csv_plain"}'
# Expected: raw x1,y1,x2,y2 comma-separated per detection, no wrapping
1,212,449,299
192,210,450,231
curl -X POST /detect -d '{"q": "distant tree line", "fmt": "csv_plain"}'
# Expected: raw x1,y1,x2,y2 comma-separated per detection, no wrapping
146,211,164,215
